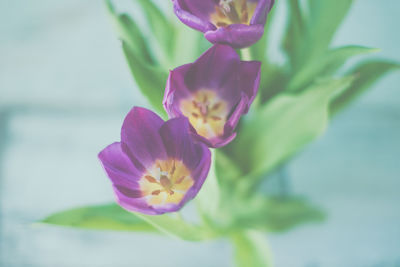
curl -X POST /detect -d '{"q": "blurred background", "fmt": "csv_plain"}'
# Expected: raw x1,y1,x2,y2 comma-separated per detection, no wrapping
0,0,399,266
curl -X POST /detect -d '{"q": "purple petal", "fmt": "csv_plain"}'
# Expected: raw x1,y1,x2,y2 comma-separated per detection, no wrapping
173,0,216,33
205,24,264,49
238,60,262,112
184,44,241,91
251,0,275,25
179,144,211,205
121,107,167,168
159,117,208,171
224,93,249,134
163,64,193,117
112,185,162,215
98,142,143,189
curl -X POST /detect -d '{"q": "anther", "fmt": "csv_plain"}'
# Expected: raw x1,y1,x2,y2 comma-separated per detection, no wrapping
145,175,158,183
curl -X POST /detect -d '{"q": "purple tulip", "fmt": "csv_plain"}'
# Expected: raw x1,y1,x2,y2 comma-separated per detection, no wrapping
99,107,211,215
163,44,261,148
172,0,274,48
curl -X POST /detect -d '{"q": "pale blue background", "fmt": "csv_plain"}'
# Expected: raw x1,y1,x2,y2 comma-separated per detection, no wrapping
0,0,399,266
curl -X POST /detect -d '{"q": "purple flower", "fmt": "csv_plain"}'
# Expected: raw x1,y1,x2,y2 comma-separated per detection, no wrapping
98,107,211,215
172,0,274,48
163,44,261,148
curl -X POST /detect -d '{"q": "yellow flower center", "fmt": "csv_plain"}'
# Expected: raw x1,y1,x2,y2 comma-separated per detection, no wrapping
210,0,257,28
139,159,194,206
180,90,229,140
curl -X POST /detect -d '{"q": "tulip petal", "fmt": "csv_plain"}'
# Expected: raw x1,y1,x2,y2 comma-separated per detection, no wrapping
173,0,216,32
205,23,264,49
121,107,167,168
98,142,143,189
159,117,206,170
251,0,275,25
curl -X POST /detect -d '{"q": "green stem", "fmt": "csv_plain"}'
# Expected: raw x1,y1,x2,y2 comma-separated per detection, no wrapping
241,47,252,61
231,231,273,267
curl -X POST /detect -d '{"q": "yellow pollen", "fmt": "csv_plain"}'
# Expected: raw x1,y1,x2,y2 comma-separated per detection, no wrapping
139,159,194,206
180,90,229,140
210,0,257,28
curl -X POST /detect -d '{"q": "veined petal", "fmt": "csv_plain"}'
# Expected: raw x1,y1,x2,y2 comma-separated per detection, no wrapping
159,117,206,170
173,0,216,32
98,142,143,189
251,0,275,25
121,107,167,168
205,23,264,49
238,60,262,112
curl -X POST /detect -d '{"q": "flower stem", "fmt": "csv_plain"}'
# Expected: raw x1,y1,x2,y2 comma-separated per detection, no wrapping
231,231,273,267
240,47,252,61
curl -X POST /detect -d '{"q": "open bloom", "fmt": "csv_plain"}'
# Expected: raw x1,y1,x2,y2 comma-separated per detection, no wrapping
163,44,261,148
172,0,275,48
99,107,211,215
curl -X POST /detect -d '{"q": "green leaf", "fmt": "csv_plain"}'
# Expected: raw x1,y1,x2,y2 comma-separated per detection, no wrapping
230,76,354,178
40,203,157,232
284,0,353,69
233,197,325,232
283,0,306,68
135,0,175,61
106,0,167,116
231,231,273,267
288,46,379,91
135,213,217,241
331,60,400,115
196,151,221,218
250,1,277,61
259,63,289,104
106,0,153,63
171,23,205,68
122,42,168,117
215,150,243,183
303,0,353,63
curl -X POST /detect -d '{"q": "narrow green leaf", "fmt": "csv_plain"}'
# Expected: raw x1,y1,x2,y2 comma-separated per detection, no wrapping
288,46,379,91
135,213,216,241
231,231,273,267
331,60,400,115
215,150,243,182
106,0,153,63
233,196,325,232
171,23,204,68
303,0,353,63
259,63,289,104
40,203,157,232
122,42,168,117
135,0,175,60
284,0,353,69
230,76,354,178
283,0,306,67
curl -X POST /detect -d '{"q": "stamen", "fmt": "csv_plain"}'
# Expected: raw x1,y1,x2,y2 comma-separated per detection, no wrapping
217,22,229,27
160,176,172,189
175,176,186,184
219,0,233,13
240,0,249,23
212,103,221,110
145,175,158,183
219,0,240,24
211,116,222,121
170,162,176,176
152,190,161,195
